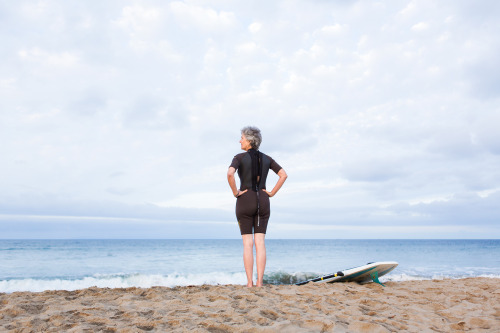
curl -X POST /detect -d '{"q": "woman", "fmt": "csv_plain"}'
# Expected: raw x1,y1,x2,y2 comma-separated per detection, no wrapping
227,126,287,287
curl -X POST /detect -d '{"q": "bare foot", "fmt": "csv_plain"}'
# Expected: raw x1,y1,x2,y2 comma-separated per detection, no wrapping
246,282,254,288
256,281,264,287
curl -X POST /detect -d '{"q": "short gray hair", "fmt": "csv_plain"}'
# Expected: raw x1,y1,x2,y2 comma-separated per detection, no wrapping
241,126,262,150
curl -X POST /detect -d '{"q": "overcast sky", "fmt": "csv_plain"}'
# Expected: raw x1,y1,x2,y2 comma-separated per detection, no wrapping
1,0,499,239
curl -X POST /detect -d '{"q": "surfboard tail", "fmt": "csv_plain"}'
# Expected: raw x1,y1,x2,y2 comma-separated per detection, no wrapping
370,271,385,286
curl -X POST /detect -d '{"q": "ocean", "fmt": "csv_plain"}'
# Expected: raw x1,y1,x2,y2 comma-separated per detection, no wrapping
1,239,499,293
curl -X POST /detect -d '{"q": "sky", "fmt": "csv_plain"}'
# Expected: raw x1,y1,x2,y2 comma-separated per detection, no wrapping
1,0,499,239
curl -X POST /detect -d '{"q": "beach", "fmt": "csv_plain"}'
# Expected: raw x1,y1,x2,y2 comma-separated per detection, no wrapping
1,277,498,332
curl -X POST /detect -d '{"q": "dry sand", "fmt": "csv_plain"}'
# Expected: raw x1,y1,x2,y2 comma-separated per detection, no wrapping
1,278,499,332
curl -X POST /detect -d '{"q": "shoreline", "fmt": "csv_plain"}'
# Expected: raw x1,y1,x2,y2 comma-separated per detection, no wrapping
1,277,499,332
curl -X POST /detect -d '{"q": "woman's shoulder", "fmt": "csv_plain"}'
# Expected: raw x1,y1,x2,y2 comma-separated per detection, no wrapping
233,152,247,159
261,152,282,171
231,152,249,163
260,152,274,160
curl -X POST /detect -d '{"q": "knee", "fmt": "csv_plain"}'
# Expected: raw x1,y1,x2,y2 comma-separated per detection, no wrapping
254,235,265,249
243,238,254,249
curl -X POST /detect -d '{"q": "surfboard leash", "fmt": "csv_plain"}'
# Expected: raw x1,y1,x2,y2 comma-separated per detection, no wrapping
295,271,344,285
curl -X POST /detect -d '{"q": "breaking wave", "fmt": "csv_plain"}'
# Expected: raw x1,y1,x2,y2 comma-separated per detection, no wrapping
1,271,498,293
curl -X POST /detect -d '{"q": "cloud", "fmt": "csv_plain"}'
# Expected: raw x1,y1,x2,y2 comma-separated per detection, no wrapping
1,0,499,239
0,195,231,223
411,22,429,32
464,46,500,99
113,5,165,52
313,23,348,38
122,94,188,130
169,2,237,32
0,218,236,239
340,156,407,182
18,47,80,67
248,22,262,34
68,89,108,116
114,5,162,33
387,191,500,226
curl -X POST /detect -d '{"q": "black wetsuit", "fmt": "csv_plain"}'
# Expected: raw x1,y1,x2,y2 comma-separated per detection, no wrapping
230,149,282,234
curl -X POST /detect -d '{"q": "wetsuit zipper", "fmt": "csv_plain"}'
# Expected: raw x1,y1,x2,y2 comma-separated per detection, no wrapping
256,188,260,227
257,153,262,227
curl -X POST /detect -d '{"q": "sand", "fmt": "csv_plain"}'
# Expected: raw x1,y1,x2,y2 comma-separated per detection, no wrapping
0,278,498,332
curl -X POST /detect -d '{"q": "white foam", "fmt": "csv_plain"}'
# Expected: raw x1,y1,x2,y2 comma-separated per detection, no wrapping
384,273,500,282
2,271,499,293
0,272,248,293
383,273,429,282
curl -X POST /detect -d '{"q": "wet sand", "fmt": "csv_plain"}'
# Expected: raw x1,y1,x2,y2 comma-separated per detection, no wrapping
1,278,499,332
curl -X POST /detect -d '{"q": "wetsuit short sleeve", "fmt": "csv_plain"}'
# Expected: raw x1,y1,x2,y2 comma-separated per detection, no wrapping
230,155,241,170
269,157,282,174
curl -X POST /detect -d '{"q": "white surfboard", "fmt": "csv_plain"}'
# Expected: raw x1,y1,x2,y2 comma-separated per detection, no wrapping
296,261,398,286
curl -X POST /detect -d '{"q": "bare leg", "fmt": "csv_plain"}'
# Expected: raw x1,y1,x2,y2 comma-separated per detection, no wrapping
242,234,254,287
254,233,266,287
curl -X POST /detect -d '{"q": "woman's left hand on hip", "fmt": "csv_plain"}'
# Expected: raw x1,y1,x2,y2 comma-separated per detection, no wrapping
263,189,274,197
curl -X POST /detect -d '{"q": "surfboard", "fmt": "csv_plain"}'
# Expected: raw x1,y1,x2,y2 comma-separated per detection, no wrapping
296,261,398,286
